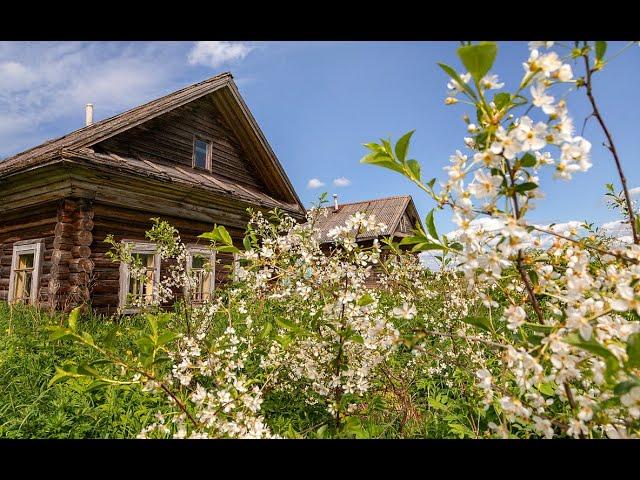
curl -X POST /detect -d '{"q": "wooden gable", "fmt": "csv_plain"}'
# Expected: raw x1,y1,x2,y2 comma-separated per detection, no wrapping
94,94,267,192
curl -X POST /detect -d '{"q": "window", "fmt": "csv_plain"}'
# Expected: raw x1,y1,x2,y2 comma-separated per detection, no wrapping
193,137,212,170
186,247,215,303
8,239,44,305
118,241,161,312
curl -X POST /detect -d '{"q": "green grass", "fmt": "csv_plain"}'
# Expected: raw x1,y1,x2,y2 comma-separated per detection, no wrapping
0,302,167,438
0,292,489,439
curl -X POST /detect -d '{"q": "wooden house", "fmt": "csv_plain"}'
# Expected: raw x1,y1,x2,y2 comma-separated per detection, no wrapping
311,195,423,287
0,73,305,314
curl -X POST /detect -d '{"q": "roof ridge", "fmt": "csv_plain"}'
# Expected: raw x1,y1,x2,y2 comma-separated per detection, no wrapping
0,72,233,166
311,194,411,210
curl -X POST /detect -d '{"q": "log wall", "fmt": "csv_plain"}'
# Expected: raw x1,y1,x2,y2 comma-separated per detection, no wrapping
90,202,243,315
0,202,58,305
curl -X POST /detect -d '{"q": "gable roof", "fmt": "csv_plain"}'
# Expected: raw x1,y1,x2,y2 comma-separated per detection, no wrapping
0,72,304,215
311,195,422,243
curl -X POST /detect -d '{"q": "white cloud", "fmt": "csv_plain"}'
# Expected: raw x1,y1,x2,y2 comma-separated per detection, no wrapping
629,186,640,197
333,177,352,187
0,61,35,90
307,178,325,189
187,41,253,68
0,41,202,158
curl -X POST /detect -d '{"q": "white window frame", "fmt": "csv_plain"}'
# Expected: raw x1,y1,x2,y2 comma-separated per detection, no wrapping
8,239,45,305
186,245,216,303
118,240,161,313
232,252,240,282
192,135,212,171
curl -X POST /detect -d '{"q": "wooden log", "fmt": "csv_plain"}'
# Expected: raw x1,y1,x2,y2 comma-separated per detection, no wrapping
72,218,94,231
69,273,89,285
92,269,120,281
60,199,79,213
92,256,119,268
91,294,120,307
54,222,74,237
71,246,91,258
53,237,74,249
51,249,73,264
74,231,93,246
50,263,70,276
68,258,94,273
92,280,120,294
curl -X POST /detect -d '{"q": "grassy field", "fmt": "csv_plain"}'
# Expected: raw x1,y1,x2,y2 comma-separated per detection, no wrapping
0,294,486,439
0,302,172,438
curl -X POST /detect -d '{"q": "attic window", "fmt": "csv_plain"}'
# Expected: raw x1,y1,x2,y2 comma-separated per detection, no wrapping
193,137,212,170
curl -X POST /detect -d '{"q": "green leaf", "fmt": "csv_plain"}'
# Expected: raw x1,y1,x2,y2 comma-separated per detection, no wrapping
362,142,384,152
520,153,536,168
437,62,477,101
536,382,556,396
395,130,415,163
198,225,234,247
425,209,439,240
461,315,492,333
626,333,640,368
411,242,444,252
77,363,101,378
360,151,405,175
217,245,240,254
218,226,233,246
595,41,607,61
457,42,498,84
48,326,74,342
80,332,95,346
614,379,640,396
565,333,620,374
157,331,181,347
405,159,421,182
259,322,273,339
68,306,81,332
276,318,299,333
357,293,374,307
515,182,538,193
48,366,82,387
242,236,252,251
493,92,511,110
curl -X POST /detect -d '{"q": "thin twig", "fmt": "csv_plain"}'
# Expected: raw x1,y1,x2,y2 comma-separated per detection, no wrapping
582,50,638,244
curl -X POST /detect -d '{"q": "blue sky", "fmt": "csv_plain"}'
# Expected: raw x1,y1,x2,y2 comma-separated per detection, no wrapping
1,41,639,235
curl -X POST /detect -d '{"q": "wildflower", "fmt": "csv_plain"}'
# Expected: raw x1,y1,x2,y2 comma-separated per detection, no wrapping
393,302,418,320
504,305,527,331
480,73,504,90
530,83,556,115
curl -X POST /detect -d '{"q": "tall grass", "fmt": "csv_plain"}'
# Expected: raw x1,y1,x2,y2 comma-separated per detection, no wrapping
0,302,166,438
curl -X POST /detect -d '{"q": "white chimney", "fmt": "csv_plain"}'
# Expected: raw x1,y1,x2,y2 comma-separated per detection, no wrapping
333,193,339,212
85,103,94,126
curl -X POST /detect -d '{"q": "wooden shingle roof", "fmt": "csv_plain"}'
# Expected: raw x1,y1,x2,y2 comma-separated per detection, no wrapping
0,72,305,216
311,195,422,243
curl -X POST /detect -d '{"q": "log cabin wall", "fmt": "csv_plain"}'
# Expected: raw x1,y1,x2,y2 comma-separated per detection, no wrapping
89,202,243,315
95,96,266,192
0,202,58,305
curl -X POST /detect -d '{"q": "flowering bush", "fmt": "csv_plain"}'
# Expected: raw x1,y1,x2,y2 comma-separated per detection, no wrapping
46,41,640,439
362,40,640,438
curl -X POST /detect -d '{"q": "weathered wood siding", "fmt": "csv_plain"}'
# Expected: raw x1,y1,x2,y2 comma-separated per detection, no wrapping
96,95,266,191
0,202,58,305
90,202,242,314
